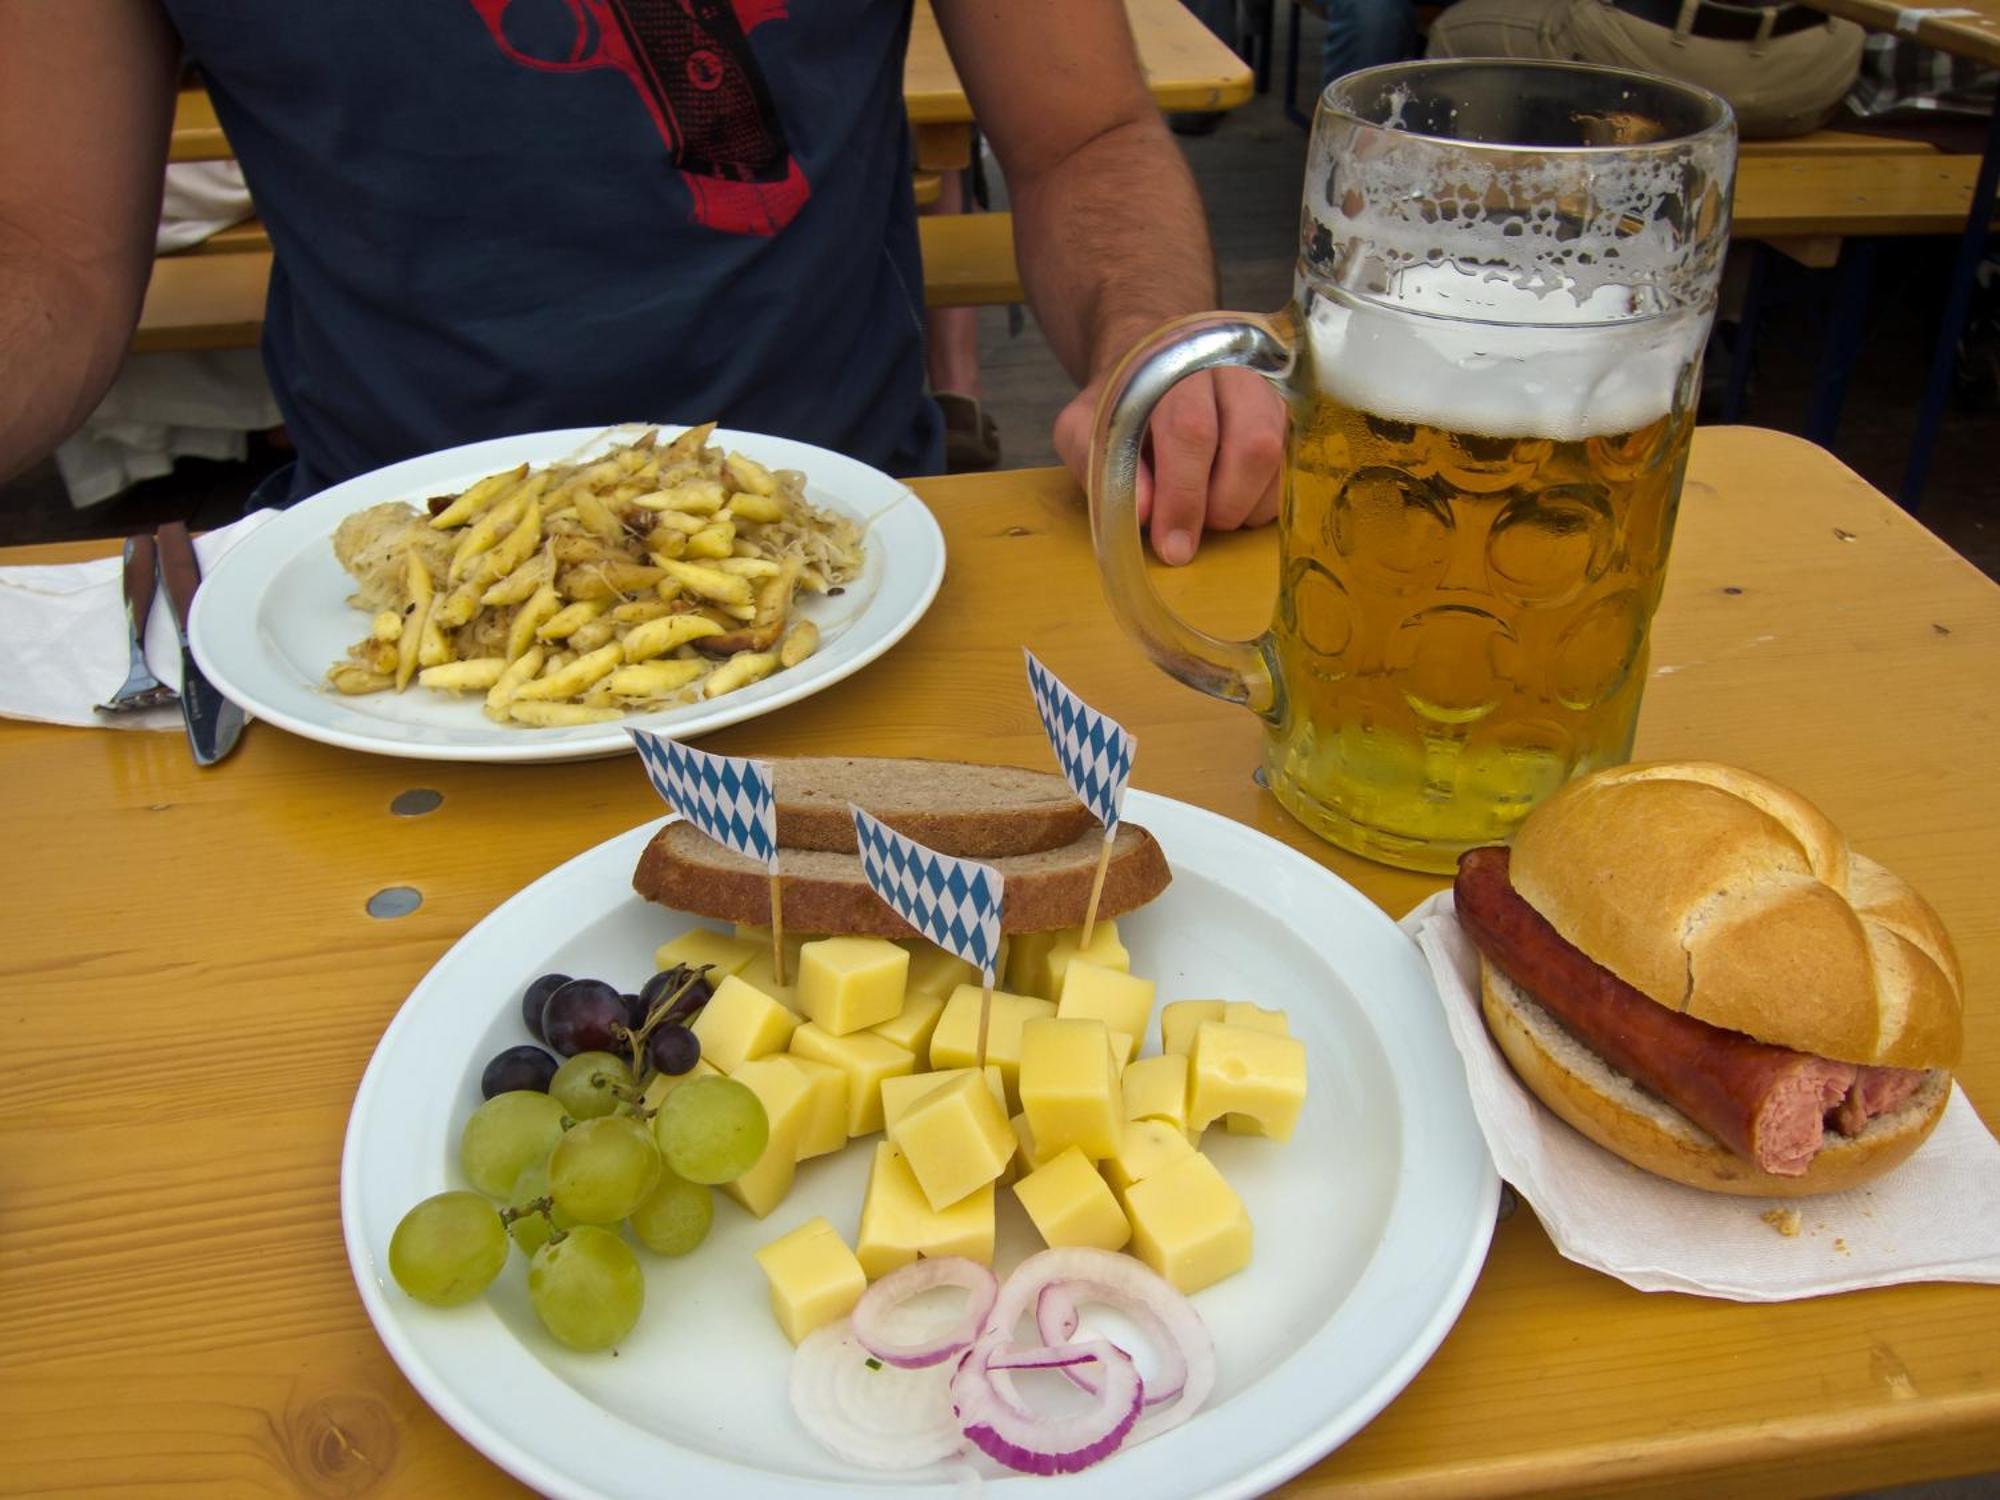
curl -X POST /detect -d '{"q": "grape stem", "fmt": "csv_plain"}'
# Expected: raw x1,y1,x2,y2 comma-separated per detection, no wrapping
617,966,712,1085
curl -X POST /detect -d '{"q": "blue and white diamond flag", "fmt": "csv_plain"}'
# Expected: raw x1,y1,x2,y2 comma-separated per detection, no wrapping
629,730,778,874
1024,648,1135,835
850,804,1003,982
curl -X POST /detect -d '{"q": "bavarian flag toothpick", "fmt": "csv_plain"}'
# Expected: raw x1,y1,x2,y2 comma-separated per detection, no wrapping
630,729,789,983
851,803,1004,1068
1023,648,1135,945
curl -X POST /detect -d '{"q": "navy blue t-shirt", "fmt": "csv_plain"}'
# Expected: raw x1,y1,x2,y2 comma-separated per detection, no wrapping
159,0,944,498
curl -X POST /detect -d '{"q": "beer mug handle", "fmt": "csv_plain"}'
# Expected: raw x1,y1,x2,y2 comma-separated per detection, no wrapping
1088,310,1296,720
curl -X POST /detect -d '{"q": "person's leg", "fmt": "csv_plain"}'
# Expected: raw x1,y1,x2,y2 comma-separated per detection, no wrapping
1321,0,1421,86
1425,0,1571,61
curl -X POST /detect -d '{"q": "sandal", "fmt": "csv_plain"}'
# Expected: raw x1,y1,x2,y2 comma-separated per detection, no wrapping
936,392,1001,472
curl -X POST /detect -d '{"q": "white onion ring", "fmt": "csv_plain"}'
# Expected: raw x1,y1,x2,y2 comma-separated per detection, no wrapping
851,1257,998,1369
993,1248,1214,1441
788,1320,965,1470
951,1338,1142,1476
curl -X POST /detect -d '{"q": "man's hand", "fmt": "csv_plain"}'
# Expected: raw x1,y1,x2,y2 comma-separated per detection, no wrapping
1053,365,1285,565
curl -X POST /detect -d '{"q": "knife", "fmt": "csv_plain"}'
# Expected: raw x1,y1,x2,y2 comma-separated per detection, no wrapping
155,522,246,766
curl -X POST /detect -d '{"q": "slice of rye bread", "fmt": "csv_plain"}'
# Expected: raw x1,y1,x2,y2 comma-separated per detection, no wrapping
632,820,1170,935
767,757,1095,857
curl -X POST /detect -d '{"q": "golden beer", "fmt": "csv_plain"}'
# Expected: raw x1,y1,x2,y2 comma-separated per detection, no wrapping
1268,352,1694,869
1088,60,1733,871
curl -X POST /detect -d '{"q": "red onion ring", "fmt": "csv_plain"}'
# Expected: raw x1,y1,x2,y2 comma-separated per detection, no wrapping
1037,1281,1188,1407
994,1248,1214,1441
850,1257,998,1370
951,1337,1142,1476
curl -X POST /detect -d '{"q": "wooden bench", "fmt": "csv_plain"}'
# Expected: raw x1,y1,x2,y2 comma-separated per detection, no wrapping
136,212,1024,351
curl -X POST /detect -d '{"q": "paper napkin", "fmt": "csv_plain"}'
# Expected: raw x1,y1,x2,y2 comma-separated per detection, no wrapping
0,510,277,730
1403,889,2000,1300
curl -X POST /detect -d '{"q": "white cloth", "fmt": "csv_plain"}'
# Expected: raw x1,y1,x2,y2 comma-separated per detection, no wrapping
1402,889,2000,1300
55,163,280,510
0,512,277,730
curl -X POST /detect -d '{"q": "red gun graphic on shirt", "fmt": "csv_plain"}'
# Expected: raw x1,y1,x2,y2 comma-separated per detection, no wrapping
470,0,810,237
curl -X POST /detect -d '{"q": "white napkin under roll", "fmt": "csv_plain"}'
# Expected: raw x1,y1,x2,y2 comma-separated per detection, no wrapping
1402,890,2000,1300
0,511,278,730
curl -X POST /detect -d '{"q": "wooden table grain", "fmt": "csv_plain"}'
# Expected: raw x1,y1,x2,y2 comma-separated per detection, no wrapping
1,427,1996,1497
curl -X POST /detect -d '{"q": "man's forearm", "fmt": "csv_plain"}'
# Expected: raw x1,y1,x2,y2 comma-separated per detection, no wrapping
1009,113,1218,387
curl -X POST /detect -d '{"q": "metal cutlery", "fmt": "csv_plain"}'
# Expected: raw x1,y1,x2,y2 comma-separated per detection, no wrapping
156,522,246,766
95,534,178,714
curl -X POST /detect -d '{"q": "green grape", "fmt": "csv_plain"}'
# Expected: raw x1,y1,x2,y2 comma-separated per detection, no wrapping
654,1075,768,1185
550,1051,633,1120
504,1160,577,1257
548,1114,661,1224
460,1090,569,1198
388,1191,509,1306
627,1165,714,1256
528,1224,645,1351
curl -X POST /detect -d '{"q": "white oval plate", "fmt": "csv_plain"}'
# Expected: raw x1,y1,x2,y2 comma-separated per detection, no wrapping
190,426,945,763
341,789,1497,1498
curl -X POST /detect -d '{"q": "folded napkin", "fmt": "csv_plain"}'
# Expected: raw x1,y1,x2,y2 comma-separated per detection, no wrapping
1402,889,2000,1300
0,511,278,730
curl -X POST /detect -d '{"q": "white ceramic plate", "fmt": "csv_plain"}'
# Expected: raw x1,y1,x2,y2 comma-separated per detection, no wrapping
189,426,944,763
341,790,1498,1498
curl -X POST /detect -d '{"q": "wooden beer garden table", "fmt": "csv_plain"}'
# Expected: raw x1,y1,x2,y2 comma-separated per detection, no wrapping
1,426,1996,1496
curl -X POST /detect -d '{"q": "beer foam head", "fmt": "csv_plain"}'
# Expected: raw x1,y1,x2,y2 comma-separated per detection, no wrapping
1305,269,1707,440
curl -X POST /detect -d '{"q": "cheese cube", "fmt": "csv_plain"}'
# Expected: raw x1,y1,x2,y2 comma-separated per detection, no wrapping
856,1142,995,1279
1101,1118,1198,1198
655,928,761,980
889,1072,1017,1211
1018,1018,1123,1160
1003,931,1058,997
1039,922,1130,1001
787,1023,915,1136
1121,1053,1190,1131
1124,1151,1252,1293
776,1055,850,1160
1224,1002,1288,1035
689,974,800,1074
879,1066,1007,1133
734,951,798,1014
904,942,979,1000
929,985,1056,1101
1056,957,1154,1047
719,1056,815,1217
639,1056,723,1111
1186,1022,1308,1139
1160,1000,1226,1056
1108,1030,1136,1070
1012,1147,1132,1252
797,937,909,1036
1010,1111,1060,1173
754,1216,866,1345
1218,1005,1289,1133
869,991,946,1057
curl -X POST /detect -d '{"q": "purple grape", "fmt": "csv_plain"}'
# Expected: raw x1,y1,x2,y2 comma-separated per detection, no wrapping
520,973,571,1042
542,978,626,1057
640,966,714,1024
648,1025,701,1077
621,993,648,1032
481,1044,560,1099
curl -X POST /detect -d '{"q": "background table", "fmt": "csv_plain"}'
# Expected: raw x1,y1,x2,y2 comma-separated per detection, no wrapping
1796,0,2000,507
0,428,1995,1496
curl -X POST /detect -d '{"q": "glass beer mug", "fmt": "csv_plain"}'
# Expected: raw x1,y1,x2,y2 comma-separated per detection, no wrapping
1090,60,1736,873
